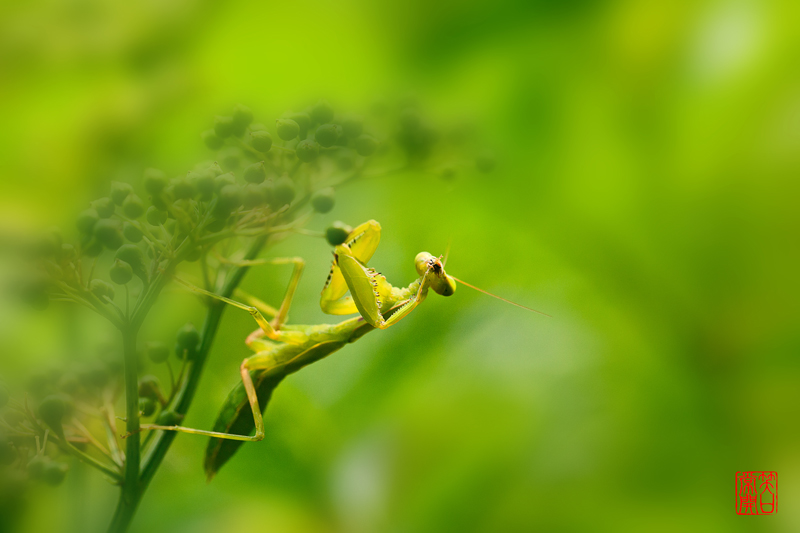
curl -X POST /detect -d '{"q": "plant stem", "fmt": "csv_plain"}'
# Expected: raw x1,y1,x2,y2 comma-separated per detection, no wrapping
139,234,268,483
107,326,141,531
107,234,269,533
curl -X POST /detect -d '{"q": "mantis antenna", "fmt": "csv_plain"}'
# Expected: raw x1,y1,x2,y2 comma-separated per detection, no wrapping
450,275,552,317
442,239,452,267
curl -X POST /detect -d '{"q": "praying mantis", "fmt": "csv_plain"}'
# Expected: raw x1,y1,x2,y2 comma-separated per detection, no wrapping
138,220,541,478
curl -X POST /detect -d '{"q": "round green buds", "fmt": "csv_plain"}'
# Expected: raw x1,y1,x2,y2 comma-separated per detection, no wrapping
219,148,240,171
123,222,143,243
155,410,182,427
138,375,161,401
175,323,200,360
110,182,133,205
315,124,339,148
29,456,69,485
355,134,378,156
256,181,274,206
27,455,47,479
231,104,253,136
272,176,296,207
214,115,235,139
122,194,145,218
217,184,243,214
311,187,335,213
214,172,236,192
42,461,69,486
139,397,157,417
326,222,353,246
109,259,133,285
206,161,224,177
76,209,99,235
89,279,115,300
335,129,349,146
188,169,215,200
244,161,267,184
286,112,311,133
276,119,300,141
311,99,334,124
82,241,103,258
94,220,124,250
146,341,169,364
295,139,320,162
143,168,167,195
342,116,363,138
398,120,437,159
37,395,71,434
150,193,168,211
250,130,273,153
242,184,267,208
146,206,167,226
170,178,195,200
476,152,496,173
115,244,147,280
92,197,115,219
202,129,224,150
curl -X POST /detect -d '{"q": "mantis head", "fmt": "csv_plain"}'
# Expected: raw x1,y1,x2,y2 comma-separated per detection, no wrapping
416,250,552,317
415,252,456,296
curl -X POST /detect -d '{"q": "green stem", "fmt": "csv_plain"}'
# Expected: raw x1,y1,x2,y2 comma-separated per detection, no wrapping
138,235,269,491
107,326,141,531
107,235,268,533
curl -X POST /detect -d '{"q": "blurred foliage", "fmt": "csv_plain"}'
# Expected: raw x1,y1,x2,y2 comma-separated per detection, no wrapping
1,0,800,532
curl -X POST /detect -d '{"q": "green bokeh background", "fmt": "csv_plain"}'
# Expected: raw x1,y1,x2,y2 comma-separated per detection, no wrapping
1,0,799,531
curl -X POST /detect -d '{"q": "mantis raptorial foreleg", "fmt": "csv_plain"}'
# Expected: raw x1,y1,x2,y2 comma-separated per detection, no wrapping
320,220,381,315
319,219,457,330
138,220,540,466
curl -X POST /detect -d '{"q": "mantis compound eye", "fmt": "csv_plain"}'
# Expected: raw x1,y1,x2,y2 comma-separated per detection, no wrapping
433,274,457,297
414,252,435,276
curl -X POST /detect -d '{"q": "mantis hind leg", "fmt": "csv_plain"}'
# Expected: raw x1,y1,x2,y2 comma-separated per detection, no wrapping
139,355,272,442
320,220,381,315
204,340,348,478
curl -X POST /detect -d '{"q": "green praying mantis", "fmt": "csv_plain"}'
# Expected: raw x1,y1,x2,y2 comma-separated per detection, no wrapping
137,220,545,477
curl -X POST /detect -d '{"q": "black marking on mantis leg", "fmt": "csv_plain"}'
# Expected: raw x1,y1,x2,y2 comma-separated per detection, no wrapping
322,261,336,291
346,231,364,248
366,267,382,309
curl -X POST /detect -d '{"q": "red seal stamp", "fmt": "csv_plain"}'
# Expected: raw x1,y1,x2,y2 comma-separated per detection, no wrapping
736,471,777,515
